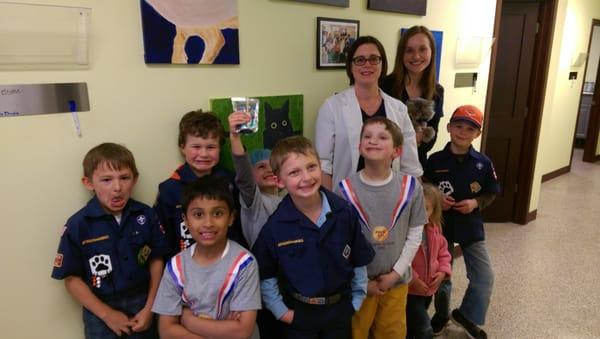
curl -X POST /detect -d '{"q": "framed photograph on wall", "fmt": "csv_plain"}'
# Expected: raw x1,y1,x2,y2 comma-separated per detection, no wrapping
289,0,349,7
317,17,360,69
367,0,427,16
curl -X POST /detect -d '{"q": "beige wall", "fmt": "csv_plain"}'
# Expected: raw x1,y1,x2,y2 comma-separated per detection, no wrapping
530,0,600,211
0,0,496,338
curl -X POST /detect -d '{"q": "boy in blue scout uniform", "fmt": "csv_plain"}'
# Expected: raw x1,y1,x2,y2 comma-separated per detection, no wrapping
51,143,169,339
424,105,500,339
252,136,375,339
154,110,245,257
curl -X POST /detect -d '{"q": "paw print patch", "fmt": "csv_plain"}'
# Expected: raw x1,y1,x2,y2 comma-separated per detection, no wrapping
180,221,192,239
438,181,454,196
89,254,113,278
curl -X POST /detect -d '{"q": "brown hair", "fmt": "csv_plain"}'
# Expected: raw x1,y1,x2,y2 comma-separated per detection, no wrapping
83,143,139,179
270,136,319,175
178,110,226,147
360,117,404,147
389,26,437,100
345,36,388,86
422,182,443,226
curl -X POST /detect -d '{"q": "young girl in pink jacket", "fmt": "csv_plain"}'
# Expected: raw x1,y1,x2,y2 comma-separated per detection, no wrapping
407,183,452,338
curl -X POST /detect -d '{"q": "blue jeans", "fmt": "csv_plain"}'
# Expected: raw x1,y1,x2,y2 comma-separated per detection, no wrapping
406,294,433,339
82,289,158,339
432,241,494,326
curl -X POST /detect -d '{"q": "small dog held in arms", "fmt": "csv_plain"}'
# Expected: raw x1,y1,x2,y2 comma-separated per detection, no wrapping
407,98,436,145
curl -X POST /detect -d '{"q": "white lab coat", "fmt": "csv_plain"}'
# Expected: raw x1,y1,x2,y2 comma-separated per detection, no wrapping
315,86,423,188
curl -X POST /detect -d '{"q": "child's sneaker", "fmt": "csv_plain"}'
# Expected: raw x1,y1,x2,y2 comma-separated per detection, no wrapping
431,320,448,336
450,309,487,339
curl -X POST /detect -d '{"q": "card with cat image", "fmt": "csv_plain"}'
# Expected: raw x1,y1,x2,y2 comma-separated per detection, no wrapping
210,94,304,172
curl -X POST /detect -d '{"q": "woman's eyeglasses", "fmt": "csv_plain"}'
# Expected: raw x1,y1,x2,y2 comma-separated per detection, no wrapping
352,55,382,66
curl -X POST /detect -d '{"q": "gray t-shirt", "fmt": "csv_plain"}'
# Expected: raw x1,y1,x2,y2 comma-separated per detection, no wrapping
233,154,282,247
337,172,427,283
152,240,261,320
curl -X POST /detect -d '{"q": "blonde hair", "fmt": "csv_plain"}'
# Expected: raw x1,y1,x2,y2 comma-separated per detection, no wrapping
270,136,318,175
422,183,443,226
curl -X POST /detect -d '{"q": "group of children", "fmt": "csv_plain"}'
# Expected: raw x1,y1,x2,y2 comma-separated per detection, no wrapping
52,104,499,339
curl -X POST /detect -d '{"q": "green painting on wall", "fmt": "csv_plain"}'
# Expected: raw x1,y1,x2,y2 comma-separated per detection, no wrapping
210,94,303,171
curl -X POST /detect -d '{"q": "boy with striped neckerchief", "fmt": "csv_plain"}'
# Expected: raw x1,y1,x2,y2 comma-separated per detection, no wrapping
336,117,427,339
152,176,260,339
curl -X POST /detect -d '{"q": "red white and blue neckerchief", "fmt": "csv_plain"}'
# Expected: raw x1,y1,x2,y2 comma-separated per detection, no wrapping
215,251,253,319
339,174,416,234
167,252,190,305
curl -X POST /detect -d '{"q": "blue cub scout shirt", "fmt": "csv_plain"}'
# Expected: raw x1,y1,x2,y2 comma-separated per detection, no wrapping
154,163,244,256
252,189,375,298
51,197,169,296
424,143,501,244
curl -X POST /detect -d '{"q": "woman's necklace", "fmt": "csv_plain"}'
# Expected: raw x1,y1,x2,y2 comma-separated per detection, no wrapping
358,91,382,116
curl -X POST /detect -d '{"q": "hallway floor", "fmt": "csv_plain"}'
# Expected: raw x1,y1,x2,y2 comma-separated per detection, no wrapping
438,149,600,338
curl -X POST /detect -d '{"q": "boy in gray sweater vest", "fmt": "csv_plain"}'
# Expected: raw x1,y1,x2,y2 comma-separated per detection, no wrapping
336,117,427,339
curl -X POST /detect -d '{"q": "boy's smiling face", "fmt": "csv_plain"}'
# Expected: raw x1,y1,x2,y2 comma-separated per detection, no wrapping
180,134,221,177
82,162,137,215
253,160,278,190
183,197,233,248
276,152,321,200
447,121,481,153
358,122,402,163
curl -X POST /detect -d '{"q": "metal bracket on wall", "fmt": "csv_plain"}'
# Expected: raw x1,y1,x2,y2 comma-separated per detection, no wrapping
0,82,89,117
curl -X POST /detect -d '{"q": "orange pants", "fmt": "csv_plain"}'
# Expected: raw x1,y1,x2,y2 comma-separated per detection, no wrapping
352,283,408,339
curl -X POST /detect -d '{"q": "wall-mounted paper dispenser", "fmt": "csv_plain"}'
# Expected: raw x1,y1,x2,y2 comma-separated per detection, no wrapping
455,36,494,69
0,2,90,68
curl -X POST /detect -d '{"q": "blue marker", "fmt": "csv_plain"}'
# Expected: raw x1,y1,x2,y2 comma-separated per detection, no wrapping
69,100,82,137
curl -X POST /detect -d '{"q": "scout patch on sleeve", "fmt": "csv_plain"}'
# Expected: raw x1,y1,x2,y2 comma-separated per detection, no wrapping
53,253,63,268
137,245,152,266
470,181,482,193
342,244,351,259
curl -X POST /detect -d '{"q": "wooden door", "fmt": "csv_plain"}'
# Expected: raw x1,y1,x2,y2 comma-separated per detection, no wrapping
583,20,600,163
483,1,539,222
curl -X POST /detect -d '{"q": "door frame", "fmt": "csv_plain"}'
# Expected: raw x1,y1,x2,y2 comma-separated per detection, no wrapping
578,19,600,163
481,0,558,224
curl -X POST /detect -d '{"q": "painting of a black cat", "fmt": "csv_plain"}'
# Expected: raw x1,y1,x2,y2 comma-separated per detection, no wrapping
263,100,296,149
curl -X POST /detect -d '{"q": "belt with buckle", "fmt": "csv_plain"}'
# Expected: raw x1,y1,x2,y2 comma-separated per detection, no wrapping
290,292,342,305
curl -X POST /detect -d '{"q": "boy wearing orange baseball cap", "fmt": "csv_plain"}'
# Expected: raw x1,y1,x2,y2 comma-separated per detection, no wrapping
423,105,500,339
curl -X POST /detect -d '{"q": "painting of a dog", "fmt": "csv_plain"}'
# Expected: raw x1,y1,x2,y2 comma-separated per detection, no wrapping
141,0,239,64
